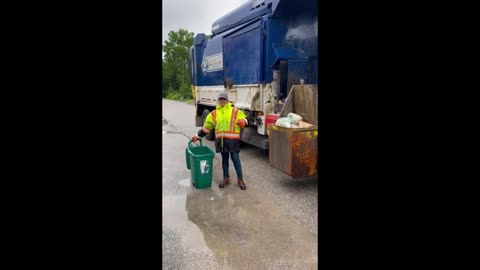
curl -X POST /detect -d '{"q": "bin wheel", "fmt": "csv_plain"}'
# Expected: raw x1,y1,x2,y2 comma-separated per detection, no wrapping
202,109,215,141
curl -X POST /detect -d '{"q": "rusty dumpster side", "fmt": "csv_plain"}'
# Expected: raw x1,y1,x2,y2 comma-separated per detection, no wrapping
268,125,318,178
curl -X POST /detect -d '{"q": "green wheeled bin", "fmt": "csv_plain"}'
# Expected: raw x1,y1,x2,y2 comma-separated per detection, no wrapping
186,139,215,189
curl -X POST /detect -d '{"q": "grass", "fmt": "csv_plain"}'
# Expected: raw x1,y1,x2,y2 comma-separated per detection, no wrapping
163,96,194,105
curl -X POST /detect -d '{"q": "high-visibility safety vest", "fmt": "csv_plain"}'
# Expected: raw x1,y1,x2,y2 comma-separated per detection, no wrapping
201,102,247,140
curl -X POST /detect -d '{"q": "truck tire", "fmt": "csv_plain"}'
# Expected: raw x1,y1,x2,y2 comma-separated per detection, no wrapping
202,109,215,141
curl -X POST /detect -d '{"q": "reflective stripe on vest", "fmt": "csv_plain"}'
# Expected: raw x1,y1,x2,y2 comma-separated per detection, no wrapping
230,107,239,132
215,132,240,140
212,110,216,123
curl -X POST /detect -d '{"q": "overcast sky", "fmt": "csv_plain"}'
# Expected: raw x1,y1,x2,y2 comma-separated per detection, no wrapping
162,0,248,58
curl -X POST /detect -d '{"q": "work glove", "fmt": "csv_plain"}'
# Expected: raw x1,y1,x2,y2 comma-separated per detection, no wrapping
236,119,247,128
192,135,200,143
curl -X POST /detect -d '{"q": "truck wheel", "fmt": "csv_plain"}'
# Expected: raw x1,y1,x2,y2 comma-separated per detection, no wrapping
202,109,215,141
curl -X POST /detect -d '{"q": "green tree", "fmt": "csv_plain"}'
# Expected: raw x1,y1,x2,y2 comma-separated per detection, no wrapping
162,29,194,99
162,60,176,97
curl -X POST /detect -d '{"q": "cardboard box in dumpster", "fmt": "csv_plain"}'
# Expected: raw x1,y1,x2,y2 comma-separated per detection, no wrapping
298,121,314,128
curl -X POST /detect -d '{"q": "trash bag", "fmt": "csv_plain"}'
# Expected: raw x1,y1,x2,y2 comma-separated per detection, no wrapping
287,113,303,125
275,117,292,128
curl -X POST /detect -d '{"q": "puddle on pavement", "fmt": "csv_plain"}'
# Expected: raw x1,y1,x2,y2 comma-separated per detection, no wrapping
163,194,209,251
163,185,317,269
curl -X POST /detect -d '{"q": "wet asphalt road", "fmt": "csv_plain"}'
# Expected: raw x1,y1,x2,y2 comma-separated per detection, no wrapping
162,99,318,269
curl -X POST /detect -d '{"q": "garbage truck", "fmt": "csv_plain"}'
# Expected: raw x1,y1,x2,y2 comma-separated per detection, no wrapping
189,0,318,178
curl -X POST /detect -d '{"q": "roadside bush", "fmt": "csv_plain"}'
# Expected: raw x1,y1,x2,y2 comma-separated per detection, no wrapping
166,91,183,100
179,83,192,99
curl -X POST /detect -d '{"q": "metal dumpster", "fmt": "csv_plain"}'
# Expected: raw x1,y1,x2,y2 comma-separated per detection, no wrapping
268,125,317,178
268,84,318,178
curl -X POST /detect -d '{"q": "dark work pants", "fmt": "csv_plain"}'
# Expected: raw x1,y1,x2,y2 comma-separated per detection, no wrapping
221,152,243,179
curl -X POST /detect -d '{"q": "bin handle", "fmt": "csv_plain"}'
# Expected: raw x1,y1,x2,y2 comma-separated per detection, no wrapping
189,139,203,148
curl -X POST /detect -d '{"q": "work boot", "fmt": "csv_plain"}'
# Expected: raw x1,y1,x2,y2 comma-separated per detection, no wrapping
219,177,230,188
238,179,246,190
